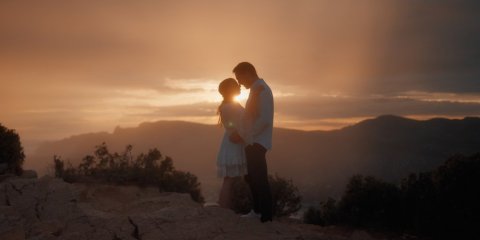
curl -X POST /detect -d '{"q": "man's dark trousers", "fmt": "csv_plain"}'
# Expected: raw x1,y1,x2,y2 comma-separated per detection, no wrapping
244,143,273,221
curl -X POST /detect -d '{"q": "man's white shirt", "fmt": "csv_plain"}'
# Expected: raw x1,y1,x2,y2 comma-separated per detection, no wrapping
242,78,274,150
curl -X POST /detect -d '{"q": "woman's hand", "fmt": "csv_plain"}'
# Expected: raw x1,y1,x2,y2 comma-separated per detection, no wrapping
229,131,244,144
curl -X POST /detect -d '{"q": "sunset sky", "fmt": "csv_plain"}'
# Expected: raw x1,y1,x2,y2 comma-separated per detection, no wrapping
1,0,479,153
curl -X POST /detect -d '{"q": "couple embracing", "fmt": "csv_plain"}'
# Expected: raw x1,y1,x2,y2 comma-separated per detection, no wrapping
216,62,274,223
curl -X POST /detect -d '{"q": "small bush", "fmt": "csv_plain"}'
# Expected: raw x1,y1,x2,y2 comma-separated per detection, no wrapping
53,142,204,203
304,198,338,226
231,174,302,217
303,206,322,225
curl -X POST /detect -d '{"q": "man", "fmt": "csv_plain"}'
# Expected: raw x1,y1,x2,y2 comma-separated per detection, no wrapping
230,62,274,222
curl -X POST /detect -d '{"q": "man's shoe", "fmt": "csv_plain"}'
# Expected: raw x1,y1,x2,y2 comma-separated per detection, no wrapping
241,210,261,219
260,215,273,223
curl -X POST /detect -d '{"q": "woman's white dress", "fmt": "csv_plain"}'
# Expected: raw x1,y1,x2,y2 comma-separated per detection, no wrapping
217,102,248,178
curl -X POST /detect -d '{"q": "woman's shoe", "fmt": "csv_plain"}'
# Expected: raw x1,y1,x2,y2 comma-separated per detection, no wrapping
240,210,261,219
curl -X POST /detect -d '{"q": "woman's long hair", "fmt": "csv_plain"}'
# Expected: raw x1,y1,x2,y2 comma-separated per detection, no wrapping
217,78,239,126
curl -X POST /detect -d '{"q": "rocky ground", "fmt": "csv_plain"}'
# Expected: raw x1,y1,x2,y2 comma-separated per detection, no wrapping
0,174,420,240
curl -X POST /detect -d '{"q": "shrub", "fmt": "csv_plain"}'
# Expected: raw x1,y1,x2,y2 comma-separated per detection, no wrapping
0,123,25,175
304,197,338,226
304,153,480,239
231,174,302,217
303,206,322,225
53,142,204,203
337,175,402,229
401,153,480,238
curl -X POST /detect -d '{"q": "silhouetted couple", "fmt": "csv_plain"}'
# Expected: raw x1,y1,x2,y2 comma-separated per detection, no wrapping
216,62,274,223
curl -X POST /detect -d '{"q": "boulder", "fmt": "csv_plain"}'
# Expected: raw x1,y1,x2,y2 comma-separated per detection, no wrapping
0,176,412,240
20,170,37,179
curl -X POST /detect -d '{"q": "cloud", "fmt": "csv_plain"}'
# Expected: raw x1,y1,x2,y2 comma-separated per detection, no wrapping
130,102,218,118
1,0,479,93
276,94,480,121
1,0,480,146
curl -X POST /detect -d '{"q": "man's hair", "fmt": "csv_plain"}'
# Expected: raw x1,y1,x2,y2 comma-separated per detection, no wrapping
233,62,258,77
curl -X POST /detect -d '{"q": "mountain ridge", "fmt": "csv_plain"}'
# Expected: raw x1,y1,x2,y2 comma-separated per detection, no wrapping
44,115,480,141
26,115,480,202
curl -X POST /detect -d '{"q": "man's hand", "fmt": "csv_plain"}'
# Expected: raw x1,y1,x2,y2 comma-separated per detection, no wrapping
229,131,244,144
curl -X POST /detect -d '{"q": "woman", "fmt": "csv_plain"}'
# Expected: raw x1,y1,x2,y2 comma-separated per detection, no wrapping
216,78,247,209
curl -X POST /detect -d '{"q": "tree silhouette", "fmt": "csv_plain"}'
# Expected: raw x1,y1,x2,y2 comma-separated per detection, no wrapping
0,123,25,175
304,153,480,239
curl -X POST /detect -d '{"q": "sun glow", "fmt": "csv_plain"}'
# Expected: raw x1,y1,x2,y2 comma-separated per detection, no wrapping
234,89,250,103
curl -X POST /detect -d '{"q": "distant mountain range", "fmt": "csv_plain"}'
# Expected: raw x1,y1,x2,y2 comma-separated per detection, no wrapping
27,115,480,202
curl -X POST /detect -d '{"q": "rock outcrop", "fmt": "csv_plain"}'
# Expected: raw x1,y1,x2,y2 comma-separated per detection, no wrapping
0,176,413,240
